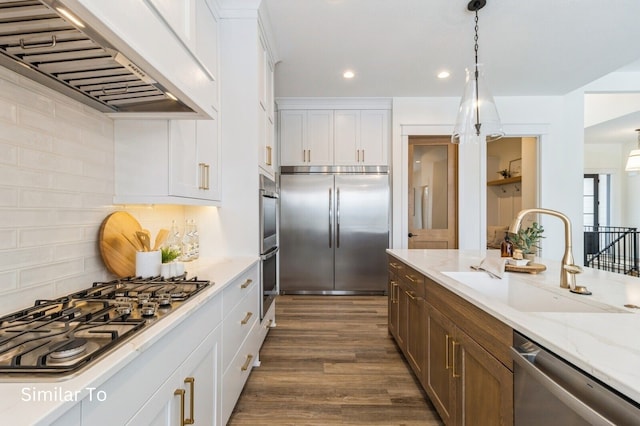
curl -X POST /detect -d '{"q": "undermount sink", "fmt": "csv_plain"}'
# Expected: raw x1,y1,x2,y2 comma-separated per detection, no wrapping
441,271,629,313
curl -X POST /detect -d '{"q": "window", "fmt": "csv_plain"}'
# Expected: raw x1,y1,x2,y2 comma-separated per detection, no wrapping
583,174,610,227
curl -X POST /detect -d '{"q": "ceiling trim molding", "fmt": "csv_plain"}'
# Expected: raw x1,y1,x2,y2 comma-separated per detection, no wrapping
276,97,392,110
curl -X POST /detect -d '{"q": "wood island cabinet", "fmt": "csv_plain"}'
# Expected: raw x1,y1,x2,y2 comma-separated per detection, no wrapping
387,256,514,426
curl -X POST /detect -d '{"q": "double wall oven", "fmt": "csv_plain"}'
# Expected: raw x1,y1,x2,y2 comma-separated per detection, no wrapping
259,174,278,319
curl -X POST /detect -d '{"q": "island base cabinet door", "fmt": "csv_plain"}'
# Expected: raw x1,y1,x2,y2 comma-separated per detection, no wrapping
387,274,399,340
405,293,425,379
455,329,513,426
425,304,456,425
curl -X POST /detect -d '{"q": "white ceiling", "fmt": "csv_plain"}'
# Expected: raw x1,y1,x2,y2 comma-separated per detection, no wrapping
263,0,640,99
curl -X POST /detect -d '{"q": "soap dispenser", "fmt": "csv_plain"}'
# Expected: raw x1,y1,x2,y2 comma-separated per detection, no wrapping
500,232,513,257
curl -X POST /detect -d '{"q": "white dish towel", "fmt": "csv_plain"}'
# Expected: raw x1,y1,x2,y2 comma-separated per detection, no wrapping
471,257,506,279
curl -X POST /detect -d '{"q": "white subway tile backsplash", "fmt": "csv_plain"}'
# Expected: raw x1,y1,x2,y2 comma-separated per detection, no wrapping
0,230,16,250
0,209,58,228
0,97,17,124
21,189,83,209
17,105,57,133
0,246,54,272
0,187,17,207
0,271,17,293
0,283,57,315
54,242,100,261
20,147,83,175
0,122,54,151
19,259,85,288
0,74,55,115
0,164,51,189
0,141,17,164
52,172,113,195
19,226,84,248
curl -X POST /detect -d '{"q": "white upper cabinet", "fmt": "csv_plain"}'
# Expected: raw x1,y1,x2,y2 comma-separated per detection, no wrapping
334,110,389,165
280,110,334,166
280,108,389,166
258,32,276,176
114,116,221,205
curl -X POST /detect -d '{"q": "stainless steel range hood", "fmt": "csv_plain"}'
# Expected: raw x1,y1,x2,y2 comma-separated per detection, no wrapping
0,0,194,113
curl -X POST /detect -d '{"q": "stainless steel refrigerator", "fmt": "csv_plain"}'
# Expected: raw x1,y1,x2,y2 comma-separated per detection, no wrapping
279,166,389,294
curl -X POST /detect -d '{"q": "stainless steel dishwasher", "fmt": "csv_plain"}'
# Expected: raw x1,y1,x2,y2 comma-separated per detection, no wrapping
512,332,640,425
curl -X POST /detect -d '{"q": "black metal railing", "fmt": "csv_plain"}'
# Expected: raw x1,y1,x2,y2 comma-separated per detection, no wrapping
584,226,639,276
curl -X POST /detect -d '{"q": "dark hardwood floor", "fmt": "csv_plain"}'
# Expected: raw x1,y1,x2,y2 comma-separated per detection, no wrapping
227,295,443,425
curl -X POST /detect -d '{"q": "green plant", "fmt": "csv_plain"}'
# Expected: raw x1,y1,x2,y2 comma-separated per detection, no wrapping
510,222,545,254
161,246,180,263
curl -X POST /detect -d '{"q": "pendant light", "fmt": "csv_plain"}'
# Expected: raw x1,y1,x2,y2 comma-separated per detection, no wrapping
625,129,640,171
452,0,504,144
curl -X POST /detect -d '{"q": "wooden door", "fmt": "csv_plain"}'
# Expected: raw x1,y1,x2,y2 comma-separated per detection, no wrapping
455,328,513,426
425,303,456,425
408,136,458,248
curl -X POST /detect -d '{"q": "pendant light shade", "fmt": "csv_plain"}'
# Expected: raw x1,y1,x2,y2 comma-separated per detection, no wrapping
452,64,504,144
625,129,640,171
451,0,504,144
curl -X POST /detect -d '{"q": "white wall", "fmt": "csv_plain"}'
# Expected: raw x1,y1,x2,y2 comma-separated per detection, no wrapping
392,95,582,261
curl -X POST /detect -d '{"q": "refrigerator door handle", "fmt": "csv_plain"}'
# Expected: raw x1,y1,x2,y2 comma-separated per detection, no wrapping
337,187,340,248
329,188,332,248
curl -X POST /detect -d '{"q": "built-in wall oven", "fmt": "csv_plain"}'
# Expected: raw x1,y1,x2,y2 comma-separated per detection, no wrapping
259,174,278,319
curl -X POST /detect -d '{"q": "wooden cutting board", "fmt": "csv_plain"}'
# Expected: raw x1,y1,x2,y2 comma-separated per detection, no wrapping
99,211,142,277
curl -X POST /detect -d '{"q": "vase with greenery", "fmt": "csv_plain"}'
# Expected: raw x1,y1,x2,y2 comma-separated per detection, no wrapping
510,222,544,258
161,246,180,264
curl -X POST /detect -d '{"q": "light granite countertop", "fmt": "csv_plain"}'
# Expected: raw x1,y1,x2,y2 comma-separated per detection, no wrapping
387,249,640,405
0,256,258,426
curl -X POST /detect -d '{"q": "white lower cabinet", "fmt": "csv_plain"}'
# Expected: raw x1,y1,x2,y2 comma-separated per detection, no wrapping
81,294,223,425
127,326,222,425
220,264,261,424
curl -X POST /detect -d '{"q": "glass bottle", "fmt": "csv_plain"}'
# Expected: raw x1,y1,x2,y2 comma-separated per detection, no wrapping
500,232,513,258
181,220,193,262
191,219,199,260
165,220,182,258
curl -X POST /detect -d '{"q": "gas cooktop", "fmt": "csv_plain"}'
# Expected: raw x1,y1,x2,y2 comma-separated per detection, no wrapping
0,275,210,377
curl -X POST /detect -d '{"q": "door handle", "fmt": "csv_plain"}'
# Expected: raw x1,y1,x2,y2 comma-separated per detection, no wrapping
408,232,415,238
329,188,333,248
184,377,195,425
336,187,340,248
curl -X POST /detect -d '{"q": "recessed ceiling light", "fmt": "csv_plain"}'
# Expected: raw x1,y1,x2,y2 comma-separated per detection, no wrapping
437,71,450,79
343,70,355,79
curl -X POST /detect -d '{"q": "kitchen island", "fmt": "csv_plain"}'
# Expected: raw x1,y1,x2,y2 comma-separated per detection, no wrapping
0,256,270,426
388,249,640,419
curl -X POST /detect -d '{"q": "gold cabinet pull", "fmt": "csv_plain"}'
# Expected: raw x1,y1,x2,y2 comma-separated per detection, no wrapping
362,149,365,162
390,281,398,303
204,164,210,190
241,312,253,325
265,319,273,328
357,149,360,162
451,340,460,378
198,163,206,190
240,278,252,289
389,262,401,270
241,354,254,371
404,274,419,283
303,149,306,162
266,145,272,166
445,334,451,370
405,290,416,300
184,377,195,425
174,388,186,426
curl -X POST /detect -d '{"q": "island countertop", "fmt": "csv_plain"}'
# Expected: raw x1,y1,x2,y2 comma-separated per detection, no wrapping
387,249,640,405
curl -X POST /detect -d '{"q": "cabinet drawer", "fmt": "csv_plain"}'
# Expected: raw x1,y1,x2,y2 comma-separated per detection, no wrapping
257,298,276,346
223,283,259,372
222,318,262,424
426,278,513,370
222,265,258,318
